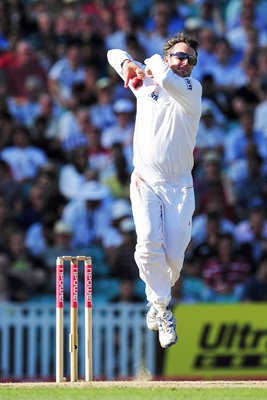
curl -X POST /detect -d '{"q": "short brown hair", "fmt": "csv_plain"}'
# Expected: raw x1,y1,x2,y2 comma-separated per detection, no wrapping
163,32,199,58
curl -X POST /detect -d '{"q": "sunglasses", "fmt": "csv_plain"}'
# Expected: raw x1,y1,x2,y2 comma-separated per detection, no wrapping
169,52,197,66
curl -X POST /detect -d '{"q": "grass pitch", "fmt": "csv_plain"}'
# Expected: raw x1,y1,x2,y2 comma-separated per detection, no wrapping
0,381,267,400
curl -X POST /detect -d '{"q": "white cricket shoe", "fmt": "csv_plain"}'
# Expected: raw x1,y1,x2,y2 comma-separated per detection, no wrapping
146,303,159,331
157,309,177,348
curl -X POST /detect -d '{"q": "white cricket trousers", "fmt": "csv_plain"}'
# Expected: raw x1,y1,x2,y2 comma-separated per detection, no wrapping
130,171,195,305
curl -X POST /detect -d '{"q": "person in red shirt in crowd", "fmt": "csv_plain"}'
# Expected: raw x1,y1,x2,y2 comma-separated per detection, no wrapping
0,38,13,69
5,40,47,99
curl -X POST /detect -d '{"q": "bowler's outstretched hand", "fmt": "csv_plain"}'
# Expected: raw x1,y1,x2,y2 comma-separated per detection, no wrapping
123,61,145,89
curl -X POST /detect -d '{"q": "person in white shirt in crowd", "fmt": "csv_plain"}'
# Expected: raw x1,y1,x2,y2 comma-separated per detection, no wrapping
86,126,111,175
107,32,202,348
254,78,267,137
144,0,184,55
203,37,247,96
142,0,184,58
61,180,112,249
193,26,217,82
224,109,267,182
226,6,267,55
224,0,267,32
7,76,44,128
100,98,135,166
59,144,90,200
105,3,147,53
48,44,86,109
0,124,48,183
25,212,57,257
195,102,225,162
57,106,91,151
89,77,117,130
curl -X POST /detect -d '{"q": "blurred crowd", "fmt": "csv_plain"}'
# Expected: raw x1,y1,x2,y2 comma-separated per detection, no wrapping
0,0,267,304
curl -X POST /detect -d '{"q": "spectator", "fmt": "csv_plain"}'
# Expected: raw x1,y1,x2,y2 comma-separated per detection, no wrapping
87,126,111,175
197,1,224,34
48,44,86,109
242,254,267,301
257,47,267,82
143,0,183,57
145,0,184,45
5,40,47,98
224,109,267,182
0,106,15,151
226,6,267,54
173,259,205,304
192,193,235,247
101,142,131,199
57,106,91,150
0,159,22,204
59,145,90,200
89,77,116,130
234,197,267,266
14,181,56,230
224,0,267,32
0,192,18,250
32,93,61,141
101,98,135,164
103,197,133,266
193,212,221,267
201,73,229,123
0,124,48,184
72,64,99,107
61,179,112,248
203,37,247,98
43,220,74,269
233,147,267,217
105,3,146,52
195,103,225,161
25,211,58,257
124,33,147,63
202,233,252,302
27,10,56,67
6,228,49,302
110,216,139,280
231,57,262,116
110,279,144,303
0,251,10,302
194,151,235,218
254,77,267,137
194,27,217,81
7,75,45,128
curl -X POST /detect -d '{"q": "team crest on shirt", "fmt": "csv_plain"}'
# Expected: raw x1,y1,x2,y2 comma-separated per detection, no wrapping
184,78,192,90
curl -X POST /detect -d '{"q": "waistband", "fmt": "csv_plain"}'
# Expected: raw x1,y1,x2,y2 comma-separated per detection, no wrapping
133,169,193,186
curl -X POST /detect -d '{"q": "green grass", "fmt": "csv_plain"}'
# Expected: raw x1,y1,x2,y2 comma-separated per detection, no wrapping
1,387,267,400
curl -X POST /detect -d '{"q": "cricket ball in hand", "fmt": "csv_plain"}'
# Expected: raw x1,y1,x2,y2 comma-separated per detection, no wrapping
131,77,143,89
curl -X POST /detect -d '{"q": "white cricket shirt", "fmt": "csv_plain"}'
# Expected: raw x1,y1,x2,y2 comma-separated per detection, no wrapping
107,50,202,180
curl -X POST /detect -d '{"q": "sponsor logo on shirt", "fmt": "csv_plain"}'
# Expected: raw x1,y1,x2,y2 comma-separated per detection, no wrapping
184,78,192,90
148,90,159,101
